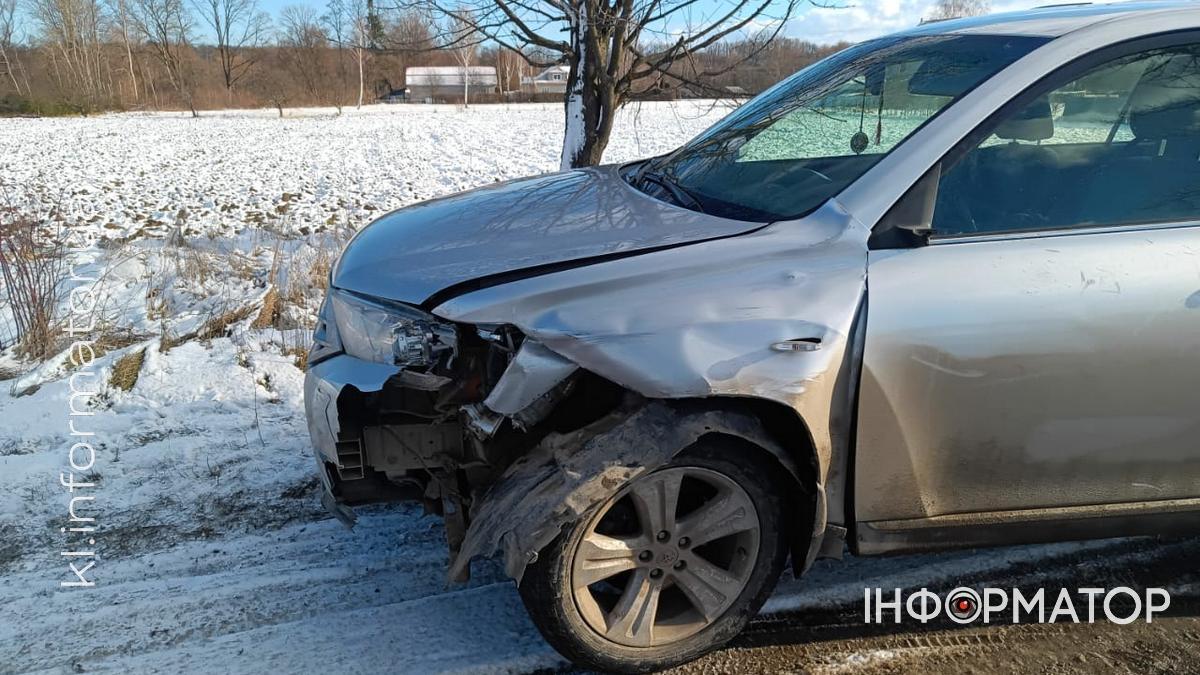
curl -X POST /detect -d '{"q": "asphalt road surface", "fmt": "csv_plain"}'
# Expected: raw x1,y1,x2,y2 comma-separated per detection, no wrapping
672,536,1200,675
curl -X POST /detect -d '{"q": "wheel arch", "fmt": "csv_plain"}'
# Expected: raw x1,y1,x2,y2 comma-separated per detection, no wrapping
679,396,829,576
450,394,837,583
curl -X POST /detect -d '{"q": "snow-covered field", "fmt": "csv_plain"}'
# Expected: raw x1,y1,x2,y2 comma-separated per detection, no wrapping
0,102,1192,674
0,101,731,673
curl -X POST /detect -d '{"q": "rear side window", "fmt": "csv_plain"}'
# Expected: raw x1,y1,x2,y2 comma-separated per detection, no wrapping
933,44,1200,236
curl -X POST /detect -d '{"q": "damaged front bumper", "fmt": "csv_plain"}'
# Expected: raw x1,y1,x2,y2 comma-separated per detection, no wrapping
304,353,397,474
302,336,584,537
303,320,836,585
304,353,411,525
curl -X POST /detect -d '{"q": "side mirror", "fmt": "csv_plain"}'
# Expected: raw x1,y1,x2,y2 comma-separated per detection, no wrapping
887,163,941,236
869,163,941,249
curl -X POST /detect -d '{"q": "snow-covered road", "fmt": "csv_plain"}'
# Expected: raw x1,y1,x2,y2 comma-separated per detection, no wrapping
1,506,560,673
5,496,1195,673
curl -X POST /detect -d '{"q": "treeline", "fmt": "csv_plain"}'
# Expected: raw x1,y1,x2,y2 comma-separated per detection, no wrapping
0,0,845,116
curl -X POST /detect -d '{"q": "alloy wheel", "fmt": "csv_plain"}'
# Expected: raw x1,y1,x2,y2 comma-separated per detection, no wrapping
569,466,761,648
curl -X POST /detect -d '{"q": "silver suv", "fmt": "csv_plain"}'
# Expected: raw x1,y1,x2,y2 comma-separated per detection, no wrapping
305,3,1200,671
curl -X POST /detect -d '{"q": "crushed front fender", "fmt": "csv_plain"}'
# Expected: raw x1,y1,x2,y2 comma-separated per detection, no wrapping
448,397,804,583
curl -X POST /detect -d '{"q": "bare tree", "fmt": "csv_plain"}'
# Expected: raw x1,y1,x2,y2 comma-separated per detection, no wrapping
130,0,197,115
322,0,350,104
387,5,434,50
325,0,372,108
192,0,270,99
7,0,839,116
348,0,372,107
0,0,26,95
247,46,290,115
389,0,802,168
29,0,111,110
494,45,522,94
927,0,989,21
279,4,339,111
446,9,476,106
107,0,140,101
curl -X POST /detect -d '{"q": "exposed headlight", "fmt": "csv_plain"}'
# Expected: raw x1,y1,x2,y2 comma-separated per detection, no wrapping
328,289,455,367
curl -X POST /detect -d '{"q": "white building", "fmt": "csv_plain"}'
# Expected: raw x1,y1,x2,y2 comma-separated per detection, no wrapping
521,65,570,94
404,66,499,101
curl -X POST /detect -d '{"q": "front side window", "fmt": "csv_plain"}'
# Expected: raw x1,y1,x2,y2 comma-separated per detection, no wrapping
631,34,1046,221
933,43,1200,236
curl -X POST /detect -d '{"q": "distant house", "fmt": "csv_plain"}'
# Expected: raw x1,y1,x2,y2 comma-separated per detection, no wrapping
405,66,499,101
521,65,570,94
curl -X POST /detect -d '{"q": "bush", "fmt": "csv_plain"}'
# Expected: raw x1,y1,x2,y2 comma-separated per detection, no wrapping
0,94,90,117
0,203,66,360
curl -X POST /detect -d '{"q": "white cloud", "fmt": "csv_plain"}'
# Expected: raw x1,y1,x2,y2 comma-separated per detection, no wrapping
787,0,937,44
785,0,1046,45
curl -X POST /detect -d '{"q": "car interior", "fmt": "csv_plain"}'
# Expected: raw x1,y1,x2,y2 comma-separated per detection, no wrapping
933,50,1200,235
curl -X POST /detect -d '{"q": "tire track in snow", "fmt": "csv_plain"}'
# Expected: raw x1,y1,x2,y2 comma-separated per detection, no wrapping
8,493,1193,675
0,506,564,674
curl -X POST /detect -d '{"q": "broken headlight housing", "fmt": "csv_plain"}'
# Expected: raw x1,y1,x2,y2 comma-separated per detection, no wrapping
328,289,455,367
308,295,343,366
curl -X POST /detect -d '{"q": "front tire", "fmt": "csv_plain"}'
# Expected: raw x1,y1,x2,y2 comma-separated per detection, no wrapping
518,442,790,673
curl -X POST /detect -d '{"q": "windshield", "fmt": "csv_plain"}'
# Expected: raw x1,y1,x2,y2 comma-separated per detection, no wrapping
631,34,1048,221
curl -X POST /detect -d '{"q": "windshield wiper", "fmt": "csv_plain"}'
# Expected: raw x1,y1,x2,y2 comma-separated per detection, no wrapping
637,170,707,214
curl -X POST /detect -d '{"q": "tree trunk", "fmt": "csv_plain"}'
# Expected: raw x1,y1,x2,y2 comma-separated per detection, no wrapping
357,48,364,108
118,0,138,103
125,41,138,100
560,4,616,170
461,59,470,108
0,45,20,95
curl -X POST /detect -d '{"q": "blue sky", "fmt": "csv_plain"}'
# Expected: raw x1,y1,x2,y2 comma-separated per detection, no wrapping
247,0,1047,46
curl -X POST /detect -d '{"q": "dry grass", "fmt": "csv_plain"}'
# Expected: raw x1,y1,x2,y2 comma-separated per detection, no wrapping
252,242,288,330
176,248,218,286
227,250,259,281
139,227,350,367
109,348,146,391
251,232,348,333
60,325,151,375
197,304,258,341
251,286,281,329
160,303,257,353
166,233,224,287
90,325,147,360
307,235,340,294
145,259,174,324
284,347,307,370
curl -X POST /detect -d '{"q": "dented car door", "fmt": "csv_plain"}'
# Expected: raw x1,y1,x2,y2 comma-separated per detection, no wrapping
858,226,1200,532
855,35,1200,549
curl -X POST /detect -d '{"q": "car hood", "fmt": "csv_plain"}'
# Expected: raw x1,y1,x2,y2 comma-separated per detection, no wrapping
331,165,764,305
